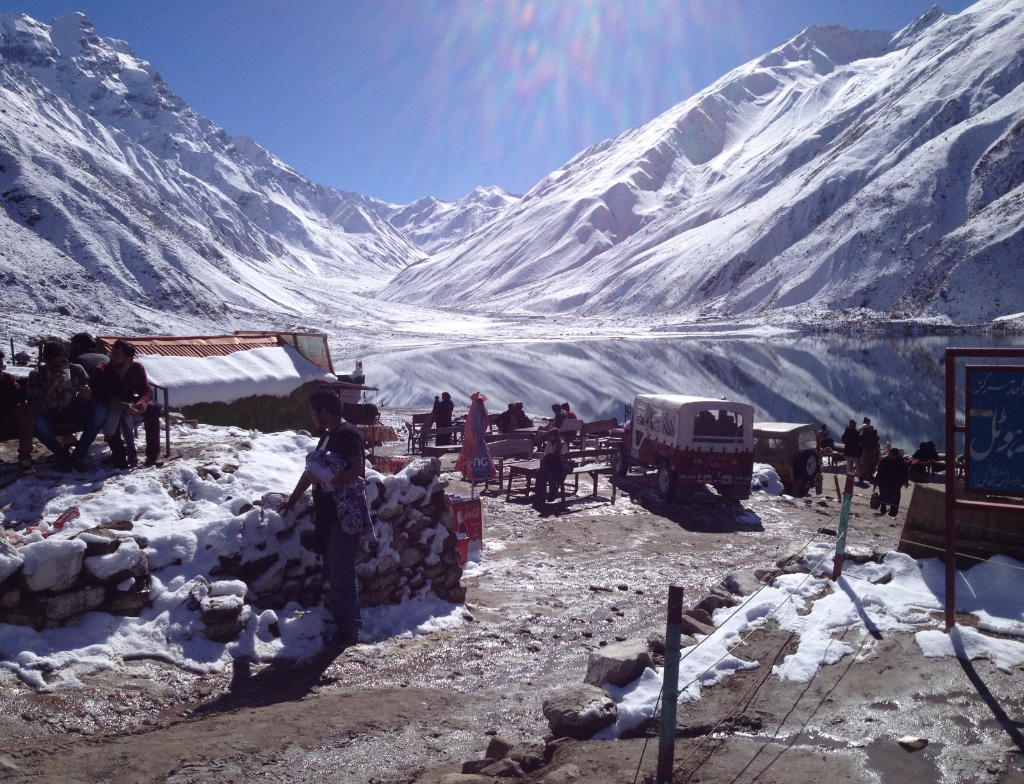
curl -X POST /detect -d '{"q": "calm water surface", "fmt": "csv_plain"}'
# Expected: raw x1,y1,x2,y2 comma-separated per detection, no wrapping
363,333,1024,451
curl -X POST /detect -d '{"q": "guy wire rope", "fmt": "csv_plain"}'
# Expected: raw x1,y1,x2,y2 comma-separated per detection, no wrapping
631,519,842,784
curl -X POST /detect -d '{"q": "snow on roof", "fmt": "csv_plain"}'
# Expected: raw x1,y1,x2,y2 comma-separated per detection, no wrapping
753,422,816,433
637,394,754,414
137,344,335,408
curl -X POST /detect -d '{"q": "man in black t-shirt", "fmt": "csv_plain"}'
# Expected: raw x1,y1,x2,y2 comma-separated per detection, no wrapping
280,391,367,647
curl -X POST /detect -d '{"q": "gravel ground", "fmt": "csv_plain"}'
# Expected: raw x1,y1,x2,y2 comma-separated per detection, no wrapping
1,425,1022,783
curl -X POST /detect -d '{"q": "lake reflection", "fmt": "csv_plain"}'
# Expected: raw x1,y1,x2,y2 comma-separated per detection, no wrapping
363,333,1024,451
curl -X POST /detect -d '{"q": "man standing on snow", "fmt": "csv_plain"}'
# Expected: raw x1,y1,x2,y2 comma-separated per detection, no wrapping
279,391,372,648
841,419,862,478
857,417,881,484
434,391,455,446
92,339,162,468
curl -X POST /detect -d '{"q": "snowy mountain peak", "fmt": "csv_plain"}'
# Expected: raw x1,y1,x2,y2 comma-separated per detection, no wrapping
383,0,1024,326
368,185,521,254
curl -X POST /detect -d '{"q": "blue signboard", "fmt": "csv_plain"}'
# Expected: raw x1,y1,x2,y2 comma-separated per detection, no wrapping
966,367,1024,495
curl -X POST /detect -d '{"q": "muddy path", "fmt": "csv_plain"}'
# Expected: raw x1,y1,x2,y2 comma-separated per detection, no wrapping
0,462,1021,783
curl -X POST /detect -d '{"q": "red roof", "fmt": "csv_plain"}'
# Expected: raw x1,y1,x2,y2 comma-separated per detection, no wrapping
97,334,280,359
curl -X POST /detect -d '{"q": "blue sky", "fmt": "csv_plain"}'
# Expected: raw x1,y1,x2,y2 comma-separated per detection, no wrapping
1,1,974,204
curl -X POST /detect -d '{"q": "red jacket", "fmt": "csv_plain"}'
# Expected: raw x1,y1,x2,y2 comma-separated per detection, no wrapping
92,361,152,408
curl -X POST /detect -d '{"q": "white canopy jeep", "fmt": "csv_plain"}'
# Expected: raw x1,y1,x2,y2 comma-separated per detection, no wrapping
614,394,755,501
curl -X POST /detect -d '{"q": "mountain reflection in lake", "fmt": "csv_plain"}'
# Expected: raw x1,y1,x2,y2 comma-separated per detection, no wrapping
363,333,1024,451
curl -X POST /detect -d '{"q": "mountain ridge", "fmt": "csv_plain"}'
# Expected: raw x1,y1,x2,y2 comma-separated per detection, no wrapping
382,0,1024,326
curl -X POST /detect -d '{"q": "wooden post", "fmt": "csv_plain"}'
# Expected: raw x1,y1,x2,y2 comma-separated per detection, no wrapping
833,475,842,501
657,585,684,783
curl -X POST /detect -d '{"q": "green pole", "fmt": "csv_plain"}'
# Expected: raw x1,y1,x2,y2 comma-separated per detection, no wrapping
831,474,855,581
657,585,684,783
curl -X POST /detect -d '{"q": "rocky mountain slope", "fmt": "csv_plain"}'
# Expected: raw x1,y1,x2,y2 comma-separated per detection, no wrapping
383,0,1024,326
0,11,430,338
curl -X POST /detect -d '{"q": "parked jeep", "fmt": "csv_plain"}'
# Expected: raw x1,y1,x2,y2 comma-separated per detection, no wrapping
614,394,754,502
752,422,823,497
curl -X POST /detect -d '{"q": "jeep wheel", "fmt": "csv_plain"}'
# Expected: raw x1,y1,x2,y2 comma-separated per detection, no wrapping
793,450,819,481
611,448,629,478
657,462,677,502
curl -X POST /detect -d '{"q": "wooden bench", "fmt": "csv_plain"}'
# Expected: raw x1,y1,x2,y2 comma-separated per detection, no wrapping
3,382,172,459
484,437,534,492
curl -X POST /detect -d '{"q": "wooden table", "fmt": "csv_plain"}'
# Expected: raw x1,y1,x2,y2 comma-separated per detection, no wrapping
505,459,617,503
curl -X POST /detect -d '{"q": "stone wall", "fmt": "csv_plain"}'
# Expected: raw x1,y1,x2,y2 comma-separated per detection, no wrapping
0,522,152,630
0,457,464,642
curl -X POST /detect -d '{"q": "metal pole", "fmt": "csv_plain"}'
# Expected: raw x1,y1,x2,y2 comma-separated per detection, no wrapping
657,585,684,783
164,386,171,458
831,473,854,581
944,350,957,633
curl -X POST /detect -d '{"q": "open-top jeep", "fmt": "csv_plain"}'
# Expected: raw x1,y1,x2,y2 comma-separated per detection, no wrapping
613,394,754,502
752,422,823,497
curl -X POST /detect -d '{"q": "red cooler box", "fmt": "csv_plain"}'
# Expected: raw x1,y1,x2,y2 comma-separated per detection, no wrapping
450,496,483,566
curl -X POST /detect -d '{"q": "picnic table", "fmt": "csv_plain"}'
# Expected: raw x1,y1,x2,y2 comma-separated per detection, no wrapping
504,451,618,503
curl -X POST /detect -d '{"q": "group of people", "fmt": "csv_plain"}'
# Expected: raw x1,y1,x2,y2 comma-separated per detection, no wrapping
550,401,577,429
826,417,910,518
495,402,532,433
0,333,162,473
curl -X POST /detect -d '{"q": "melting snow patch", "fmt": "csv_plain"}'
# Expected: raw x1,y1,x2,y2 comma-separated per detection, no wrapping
597,546,1024,739
751,463,784,495
359,597,465,643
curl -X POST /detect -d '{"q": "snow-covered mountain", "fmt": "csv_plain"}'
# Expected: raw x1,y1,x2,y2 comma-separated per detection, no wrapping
366,185,520,254
0,12,428,337
383,0,1024,326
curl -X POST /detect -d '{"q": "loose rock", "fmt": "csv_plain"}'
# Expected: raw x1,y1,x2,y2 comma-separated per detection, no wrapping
485,735,518,761
585,639,654,688
720,569,761,596
542,684,617,740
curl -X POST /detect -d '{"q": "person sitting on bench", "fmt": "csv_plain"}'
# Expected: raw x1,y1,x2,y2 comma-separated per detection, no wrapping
497,403,518,434
0,349,34,474
68,332,110,378
92,339,162,468
534,428,568,504
513,401,532,428
26,341,105,472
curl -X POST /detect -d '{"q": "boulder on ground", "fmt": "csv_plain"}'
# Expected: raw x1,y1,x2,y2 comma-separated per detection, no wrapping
76,528,121,556
479,758,524,777
679,613,716,637
542,684,617,740
585,639,654,688
485,735,518,761
647,629,696,654
685,607,714,626
541,764,582,783
19,538,87,592
720,569,761,596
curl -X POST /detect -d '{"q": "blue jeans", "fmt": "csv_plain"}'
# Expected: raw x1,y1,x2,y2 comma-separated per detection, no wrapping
326,524,361,636
33,403,106,460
